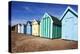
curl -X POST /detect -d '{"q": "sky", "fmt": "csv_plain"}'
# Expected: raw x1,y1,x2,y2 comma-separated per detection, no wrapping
10,1,78,26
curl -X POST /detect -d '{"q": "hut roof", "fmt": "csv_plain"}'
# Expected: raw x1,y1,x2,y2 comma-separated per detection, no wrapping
43,12,61,26
32,19,40,24
60,6,78,21
37,20,40,24
26,21,32,25
49,13,61,26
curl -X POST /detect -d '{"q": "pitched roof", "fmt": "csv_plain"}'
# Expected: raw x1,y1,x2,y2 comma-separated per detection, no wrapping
60,6,78,21
17,24,21,26
26,21,32,25
32,19,40,24
43,12,61,26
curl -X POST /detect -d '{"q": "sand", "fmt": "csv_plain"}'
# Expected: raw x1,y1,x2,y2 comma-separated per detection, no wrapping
10,31,78,53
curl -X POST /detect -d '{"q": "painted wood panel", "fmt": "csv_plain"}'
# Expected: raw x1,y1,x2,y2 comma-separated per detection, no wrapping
40,12,61,39
18,24,21,33
61,7,78,41
32,19,40,36
21,24,24,34
26,21,32,35
24,24,26,34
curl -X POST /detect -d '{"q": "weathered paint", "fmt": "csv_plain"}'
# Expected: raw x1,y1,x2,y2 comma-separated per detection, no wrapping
61,6,78,41
40,12,61,39
32,19,40,36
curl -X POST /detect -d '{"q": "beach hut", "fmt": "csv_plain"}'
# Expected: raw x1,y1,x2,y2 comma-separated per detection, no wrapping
18,24,21,33
61,6,78,41
21,24,24,34
24,24,27,34
26,21,32,35
11,24,18,32
32,19,40,36
40,12,61,39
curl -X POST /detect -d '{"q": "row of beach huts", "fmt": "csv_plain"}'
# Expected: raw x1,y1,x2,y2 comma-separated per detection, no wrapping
11,6,78,41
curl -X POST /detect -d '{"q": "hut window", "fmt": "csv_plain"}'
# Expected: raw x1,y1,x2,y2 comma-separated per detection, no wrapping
65,17,73,22
65,19,68,22
70,17,73,18
66,17,72,19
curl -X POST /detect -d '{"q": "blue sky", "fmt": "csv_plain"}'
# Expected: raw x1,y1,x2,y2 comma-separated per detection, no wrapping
10,1,78,26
